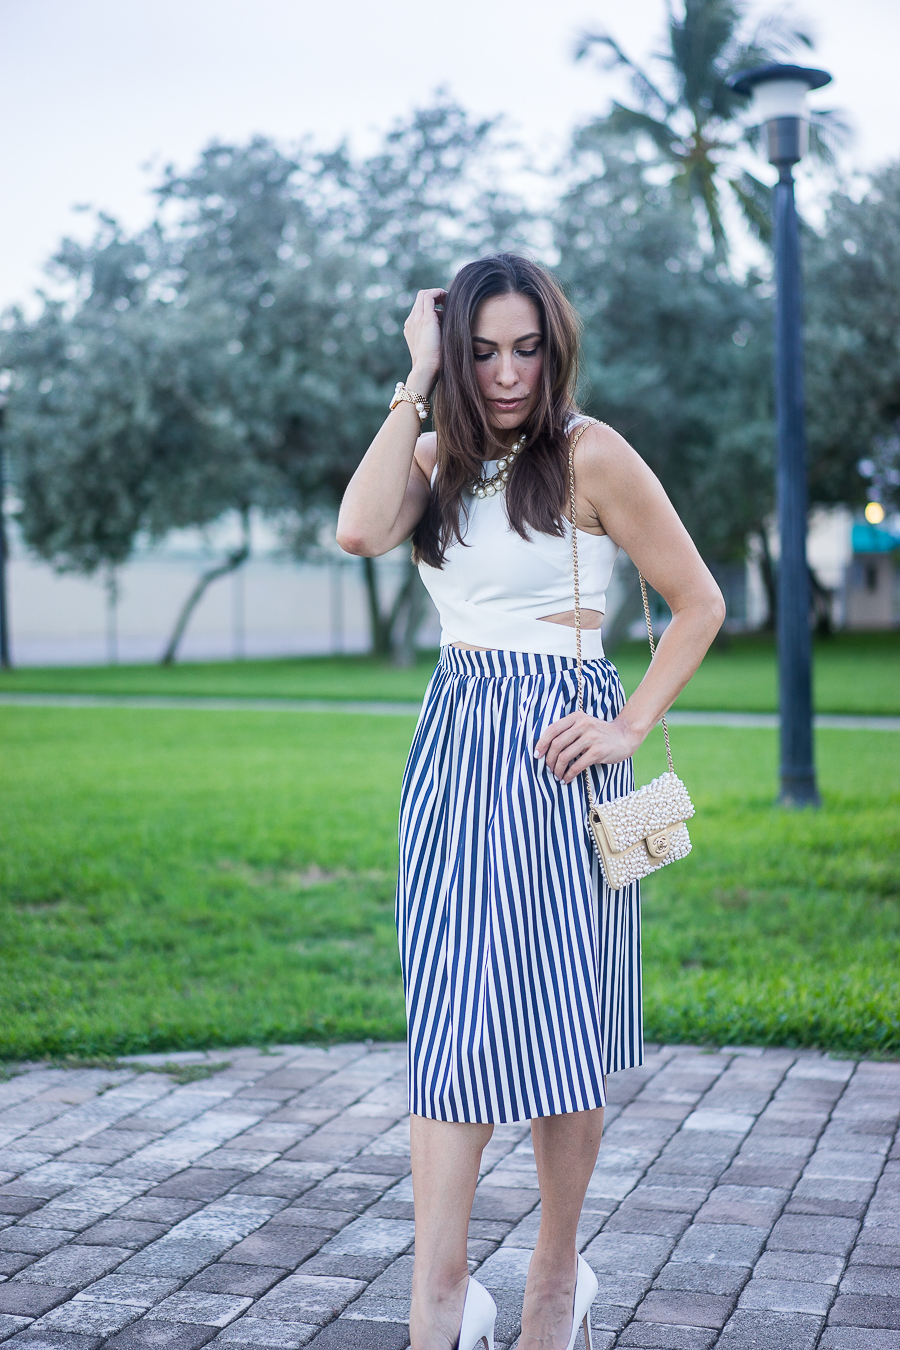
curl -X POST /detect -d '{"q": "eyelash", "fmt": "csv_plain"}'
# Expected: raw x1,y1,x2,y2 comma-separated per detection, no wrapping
474,347,540,362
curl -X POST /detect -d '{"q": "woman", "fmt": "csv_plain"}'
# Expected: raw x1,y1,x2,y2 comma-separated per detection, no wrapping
337,254,724,1350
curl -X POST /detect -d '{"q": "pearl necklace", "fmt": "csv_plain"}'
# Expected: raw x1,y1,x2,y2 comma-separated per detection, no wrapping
472,436,525,499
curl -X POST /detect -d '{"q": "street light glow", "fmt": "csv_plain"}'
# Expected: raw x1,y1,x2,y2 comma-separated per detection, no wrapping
865,501,886,524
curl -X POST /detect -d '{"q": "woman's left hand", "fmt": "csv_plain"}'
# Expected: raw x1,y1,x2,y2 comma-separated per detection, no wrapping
534,712,643,784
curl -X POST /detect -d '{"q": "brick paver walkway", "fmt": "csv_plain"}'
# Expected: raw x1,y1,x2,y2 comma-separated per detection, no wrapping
0,1043,897,1350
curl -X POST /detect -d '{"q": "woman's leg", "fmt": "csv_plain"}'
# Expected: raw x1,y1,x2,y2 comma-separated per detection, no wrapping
518,1107,605,1350
409,1114,495,1350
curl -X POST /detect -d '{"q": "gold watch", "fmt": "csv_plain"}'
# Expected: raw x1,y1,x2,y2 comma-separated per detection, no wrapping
389,381,431,422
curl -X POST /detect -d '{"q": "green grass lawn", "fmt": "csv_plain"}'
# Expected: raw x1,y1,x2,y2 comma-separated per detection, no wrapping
0,628,897,714
0,705,897,1062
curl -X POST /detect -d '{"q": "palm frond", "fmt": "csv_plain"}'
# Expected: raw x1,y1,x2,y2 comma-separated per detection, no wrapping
597,104,682,158
575,30,674,117
729,172,772,244
807,109,853,167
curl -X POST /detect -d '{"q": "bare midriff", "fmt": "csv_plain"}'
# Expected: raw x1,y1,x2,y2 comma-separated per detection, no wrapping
450,608,604,651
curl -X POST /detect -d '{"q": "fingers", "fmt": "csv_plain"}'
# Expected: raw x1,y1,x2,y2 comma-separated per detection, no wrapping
534,712,577,757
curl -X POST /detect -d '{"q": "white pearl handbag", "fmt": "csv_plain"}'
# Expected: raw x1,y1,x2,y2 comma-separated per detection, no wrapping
569,419,695,891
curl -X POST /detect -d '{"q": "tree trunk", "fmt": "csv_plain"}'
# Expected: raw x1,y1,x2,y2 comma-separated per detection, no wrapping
361,552,429,664
757,530,777,631
361,556,392,657
808,564,834,637
160,509,251,665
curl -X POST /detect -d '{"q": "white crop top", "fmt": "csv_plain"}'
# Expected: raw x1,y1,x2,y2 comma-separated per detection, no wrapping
418,456,619,659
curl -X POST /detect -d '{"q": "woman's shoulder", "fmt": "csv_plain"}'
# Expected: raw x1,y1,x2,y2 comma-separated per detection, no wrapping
570,416,633,461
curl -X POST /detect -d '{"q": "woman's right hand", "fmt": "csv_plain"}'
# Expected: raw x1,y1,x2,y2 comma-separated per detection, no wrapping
404,288,446,397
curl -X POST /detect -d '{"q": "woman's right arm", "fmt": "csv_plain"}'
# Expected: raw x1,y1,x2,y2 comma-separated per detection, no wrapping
336,288,445,557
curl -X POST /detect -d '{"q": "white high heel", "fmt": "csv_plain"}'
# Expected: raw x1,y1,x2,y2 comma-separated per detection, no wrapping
564,1254,598,1350
457,1275,497,1350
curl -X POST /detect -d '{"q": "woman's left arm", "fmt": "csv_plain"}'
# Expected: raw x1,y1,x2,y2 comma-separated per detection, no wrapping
536,424,725,783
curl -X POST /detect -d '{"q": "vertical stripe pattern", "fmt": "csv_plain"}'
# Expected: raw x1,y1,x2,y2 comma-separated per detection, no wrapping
397,646,643,1124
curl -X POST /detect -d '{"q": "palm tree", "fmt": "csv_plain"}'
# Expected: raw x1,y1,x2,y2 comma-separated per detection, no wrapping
576,0,846,257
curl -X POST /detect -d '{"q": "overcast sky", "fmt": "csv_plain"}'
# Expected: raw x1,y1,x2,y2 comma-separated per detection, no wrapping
1,0,898,312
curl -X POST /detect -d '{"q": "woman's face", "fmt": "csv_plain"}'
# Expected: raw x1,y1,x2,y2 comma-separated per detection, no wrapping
471,291,544,439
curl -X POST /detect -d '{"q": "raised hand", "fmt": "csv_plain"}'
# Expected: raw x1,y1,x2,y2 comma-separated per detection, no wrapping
404,288,446,397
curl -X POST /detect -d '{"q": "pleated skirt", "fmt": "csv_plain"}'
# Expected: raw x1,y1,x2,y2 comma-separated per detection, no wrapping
396,646,643,1124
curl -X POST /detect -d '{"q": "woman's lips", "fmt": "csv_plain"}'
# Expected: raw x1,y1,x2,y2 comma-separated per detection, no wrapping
492,398,524,411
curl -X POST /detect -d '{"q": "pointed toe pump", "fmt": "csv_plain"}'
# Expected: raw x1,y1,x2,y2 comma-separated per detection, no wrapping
457,1276,497,1350
564,1254,598,1350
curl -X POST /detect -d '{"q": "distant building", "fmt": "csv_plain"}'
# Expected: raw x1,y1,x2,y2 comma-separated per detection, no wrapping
844,520,900,630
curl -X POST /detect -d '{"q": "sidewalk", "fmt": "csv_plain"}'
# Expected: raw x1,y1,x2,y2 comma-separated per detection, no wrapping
0,1043,897,1350
1,692,899,732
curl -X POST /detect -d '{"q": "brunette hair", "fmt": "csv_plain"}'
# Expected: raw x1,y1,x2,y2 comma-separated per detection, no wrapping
411,253,582,568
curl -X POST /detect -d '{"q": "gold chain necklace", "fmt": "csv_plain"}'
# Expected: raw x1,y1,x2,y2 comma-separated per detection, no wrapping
471,436,525,499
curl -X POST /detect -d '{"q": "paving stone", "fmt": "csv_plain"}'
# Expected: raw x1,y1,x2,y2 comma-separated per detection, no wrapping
14,1245,131,1289
737,1277,835,1314
589,1301,632,1332
74,1277,181,1310
146,1295,253,1328
0,1230,76,1256
32,1302,141,1336
268,1208,354,1234
299,1184,386,1216
829,1295,900,1329
105,1209,202,1231
616,1324,717,1348
316,1218,414,1261
301,1320,409,1349
0,1290,74,1319
671,1223,768,1267
183,1266,287,1298
1,1332,103,1350
146,1174,248,1203
839,1265,900,1297
653,1262,748,1296
469,1186,539,1224
581,1233,675,1276
106,1321,219,1349
334,1292,408,1324
633,1289,734,1327
0,1316,33,1340
77,1221,167,1248
753,1250,845,1284
767,1213,860,1255
716,1308,824,1349
820,1331,900,1350
0,1198,43,1217
250,1274,365,1324
296,1254,391,1282
213,1317,318,1347
602,1206,692,1239
218,1227,329,1268
717,1162,804,1189
0,1253,38,1276
117,1241,228,1278
848,1242,900,1268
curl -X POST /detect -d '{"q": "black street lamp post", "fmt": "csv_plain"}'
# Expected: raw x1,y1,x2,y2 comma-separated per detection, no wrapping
731,63,831,807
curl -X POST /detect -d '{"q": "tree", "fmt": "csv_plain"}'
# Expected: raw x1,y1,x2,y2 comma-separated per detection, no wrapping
1,218,263,662
804,161,900,513
149,102,525,662
554,146,774,567
2,101,525,664
576,0,843,256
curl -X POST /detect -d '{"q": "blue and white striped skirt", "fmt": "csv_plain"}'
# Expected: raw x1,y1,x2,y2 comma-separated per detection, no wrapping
396,646,643,1124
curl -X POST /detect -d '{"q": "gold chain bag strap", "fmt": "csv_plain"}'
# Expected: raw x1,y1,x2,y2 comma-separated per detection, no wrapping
569,419,695,890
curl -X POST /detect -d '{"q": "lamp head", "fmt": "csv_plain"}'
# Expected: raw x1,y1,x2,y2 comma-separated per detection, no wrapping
730,63,832,168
